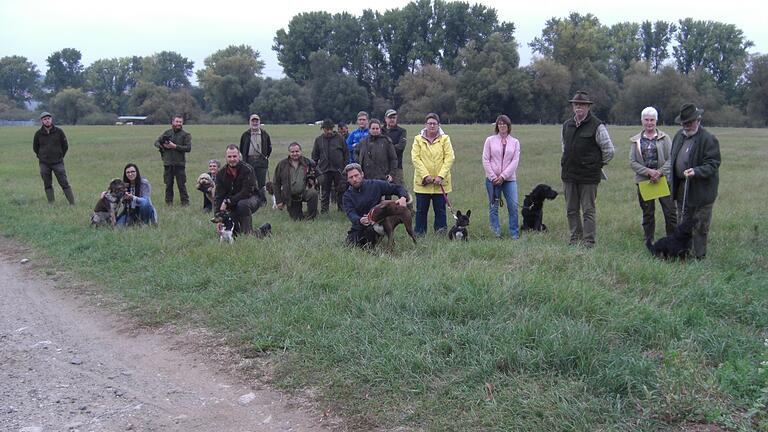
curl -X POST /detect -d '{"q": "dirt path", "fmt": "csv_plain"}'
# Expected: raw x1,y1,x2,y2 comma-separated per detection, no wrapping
0,246,334,432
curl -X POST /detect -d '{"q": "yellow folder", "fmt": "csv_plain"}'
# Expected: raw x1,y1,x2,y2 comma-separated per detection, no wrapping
638,176,671,201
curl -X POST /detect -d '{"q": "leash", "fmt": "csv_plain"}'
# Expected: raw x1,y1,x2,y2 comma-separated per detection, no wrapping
440,184,458,220
681,176,690,220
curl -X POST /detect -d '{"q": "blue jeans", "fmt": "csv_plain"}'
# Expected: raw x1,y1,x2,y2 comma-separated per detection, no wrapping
415,193,447,235
117,197,157,226
485,179,518,238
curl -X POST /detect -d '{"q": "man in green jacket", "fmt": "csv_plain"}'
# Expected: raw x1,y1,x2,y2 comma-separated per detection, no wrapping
154,115,192,206
274,142,318,221
669,103,721,259
33,111,75,205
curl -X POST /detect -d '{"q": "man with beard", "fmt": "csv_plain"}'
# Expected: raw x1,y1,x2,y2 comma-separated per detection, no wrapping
273,142,319,220
239,113,272,194
215,145,265,236
154,115,192,206
33,111,75,205
311,119,349,213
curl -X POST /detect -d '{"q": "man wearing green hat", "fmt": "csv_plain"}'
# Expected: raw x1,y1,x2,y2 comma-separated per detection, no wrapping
33,112,75,205
669,103,721,259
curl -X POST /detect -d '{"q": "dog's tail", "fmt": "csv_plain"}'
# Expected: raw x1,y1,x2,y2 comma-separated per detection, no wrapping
645,238,654,255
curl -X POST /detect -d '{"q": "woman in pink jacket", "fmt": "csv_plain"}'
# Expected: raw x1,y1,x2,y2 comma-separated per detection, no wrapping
482,115,521,239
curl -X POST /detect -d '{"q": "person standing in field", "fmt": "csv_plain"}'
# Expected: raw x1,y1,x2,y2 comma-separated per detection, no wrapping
337,121,349,143
669,103,721,259
382,109,408,185
239,113,272,195
346,111,369,163
354,119,397,182
411,112,455,235
629,106,676,243
560,91,615,247
154,115,192,206
311,119,349,213
482,114,521,239
33,111,75,205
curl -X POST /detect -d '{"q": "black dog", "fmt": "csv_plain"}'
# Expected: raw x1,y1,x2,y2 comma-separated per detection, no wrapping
448,210,471,241
521,184,558,231
211,211,237,243
646,217,696,260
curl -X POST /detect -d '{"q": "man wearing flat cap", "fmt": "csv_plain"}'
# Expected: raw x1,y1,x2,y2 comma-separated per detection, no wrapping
239,114,273,195
560,91,615,247
33,112,75,205
382,109,408,185
669,103,721,259
312,119,349,212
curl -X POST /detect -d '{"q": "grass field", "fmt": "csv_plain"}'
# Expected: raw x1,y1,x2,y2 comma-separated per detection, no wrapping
1,123,766,431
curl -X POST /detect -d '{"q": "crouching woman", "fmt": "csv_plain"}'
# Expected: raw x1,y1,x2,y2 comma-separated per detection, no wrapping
117,163,158,226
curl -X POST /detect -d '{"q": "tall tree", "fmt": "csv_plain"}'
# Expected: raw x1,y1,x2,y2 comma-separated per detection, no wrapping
85,56,142,113
529,13,610,71
455,33,531,122
273,11,335,84
745,54,768,126
0,55,40,106
48,88,97,125
128,82,201,123
308,51,370,122
44,48,85,92
394,64,457,123
609,65,698,125
249,78,313,124
527,58,572,124
640,21,676,73
607,22,642,82
140,51,193,89
196,45,264,115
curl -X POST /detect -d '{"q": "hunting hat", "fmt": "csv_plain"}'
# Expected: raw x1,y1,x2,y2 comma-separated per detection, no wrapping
674,103,704,124
249,114,260,121
321,118,334,129
385,109,397,117
568,91,593,104
40,111,52,119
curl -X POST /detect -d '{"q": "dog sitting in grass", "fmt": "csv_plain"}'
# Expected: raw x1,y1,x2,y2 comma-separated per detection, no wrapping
367,199,417,250
448,210,471,241
521,184,559,231
91,178,127,227
646,217,696,260
211,210,236,243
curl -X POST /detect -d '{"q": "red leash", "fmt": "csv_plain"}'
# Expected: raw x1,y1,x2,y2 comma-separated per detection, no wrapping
440,184,458,220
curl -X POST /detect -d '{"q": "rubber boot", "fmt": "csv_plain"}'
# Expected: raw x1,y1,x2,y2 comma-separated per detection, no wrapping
45,188,55,204
63,187,75,205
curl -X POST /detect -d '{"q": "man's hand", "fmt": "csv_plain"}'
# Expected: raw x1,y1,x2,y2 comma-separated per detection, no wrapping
433,176,444,186
164,140,178,150
360,216,372,226
683,168,695,178
220,200,228,212
396,196,407,207
277,203,285,210
386,174,393,183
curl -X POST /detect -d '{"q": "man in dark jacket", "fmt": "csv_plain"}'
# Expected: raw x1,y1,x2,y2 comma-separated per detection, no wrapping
273,142,318,220
215,145,264,235
239,114,272,192
154,115,192,205
342,163,409,248
354,119,397,182
669,103,721,259
382,109,407,184
311,119,349,213
560,91,615,247
33,112,75,204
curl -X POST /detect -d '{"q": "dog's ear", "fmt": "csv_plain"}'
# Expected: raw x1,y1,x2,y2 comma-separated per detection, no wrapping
456,210,462,217
465,210,471,218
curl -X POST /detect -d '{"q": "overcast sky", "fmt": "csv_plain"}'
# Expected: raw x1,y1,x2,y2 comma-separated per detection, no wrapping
1,0,765,81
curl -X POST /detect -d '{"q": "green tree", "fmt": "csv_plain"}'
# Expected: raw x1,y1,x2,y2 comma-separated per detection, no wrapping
85,56,142,113
48,87,97,125
607,22,642,82
196,45,264,115
44,48,85,92
527,58,572,123
529,13,610,71
140,51,193,89
394,64,457,123
308,51,370,122
128,83,201,124
640,21,676,72
569,61,619,121
273,11,335,84
0,55,40,106
745,54,768,126
455,33,531,122
609,64,698,125
249,78,313,124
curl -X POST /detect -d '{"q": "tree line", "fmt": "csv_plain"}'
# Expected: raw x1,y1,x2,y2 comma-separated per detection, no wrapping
1,1,766,127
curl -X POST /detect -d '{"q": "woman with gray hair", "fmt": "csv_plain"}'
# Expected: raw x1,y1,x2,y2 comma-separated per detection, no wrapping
629,106,676,242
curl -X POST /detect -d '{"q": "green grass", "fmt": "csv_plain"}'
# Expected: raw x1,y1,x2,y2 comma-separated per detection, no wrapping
1,123,766,431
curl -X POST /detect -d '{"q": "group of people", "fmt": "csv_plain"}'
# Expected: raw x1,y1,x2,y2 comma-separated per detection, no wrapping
33,92,720,257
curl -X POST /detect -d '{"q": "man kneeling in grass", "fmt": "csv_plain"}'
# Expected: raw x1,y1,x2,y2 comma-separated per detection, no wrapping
342,163,409,248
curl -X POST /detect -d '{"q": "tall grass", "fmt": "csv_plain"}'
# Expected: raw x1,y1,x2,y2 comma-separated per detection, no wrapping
1,123,766,430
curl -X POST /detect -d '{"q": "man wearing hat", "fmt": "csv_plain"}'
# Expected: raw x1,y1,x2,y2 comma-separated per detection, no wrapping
239,114,273,194
382,109,407,185
311,119,349,212
33,112,75,205
560,91,615,247
669,103,721,259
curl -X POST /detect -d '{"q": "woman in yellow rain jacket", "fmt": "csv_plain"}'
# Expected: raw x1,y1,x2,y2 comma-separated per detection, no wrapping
411,113,455,235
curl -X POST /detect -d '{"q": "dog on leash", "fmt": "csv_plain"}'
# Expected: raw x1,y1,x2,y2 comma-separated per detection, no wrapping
368,199,417,250
646,217,696,260
521,184,559,231
91,178,127,227
211,210,236,243
448,210,471,241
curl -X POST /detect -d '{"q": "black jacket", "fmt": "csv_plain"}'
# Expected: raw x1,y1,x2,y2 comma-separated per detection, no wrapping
561,113,604,184
33,125,68,164
239,128,272,166
214,161,258,209
383,125,407,168
669,126,721,207
311,132,349,173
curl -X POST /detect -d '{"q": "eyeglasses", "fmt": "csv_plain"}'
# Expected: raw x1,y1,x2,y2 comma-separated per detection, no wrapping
426,122,438,126
125,170,137,174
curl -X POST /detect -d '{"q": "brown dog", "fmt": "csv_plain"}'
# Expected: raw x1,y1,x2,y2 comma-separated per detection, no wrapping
368,200,417,250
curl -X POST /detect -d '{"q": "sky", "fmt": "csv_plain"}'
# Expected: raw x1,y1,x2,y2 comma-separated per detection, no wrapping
1,0,765,82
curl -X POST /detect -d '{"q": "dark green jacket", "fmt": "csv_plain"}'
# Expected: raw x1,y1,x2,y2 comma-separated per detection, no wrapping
670,126,720,207
383,125,407,168
154,128,192,166
33,125,68,164
273,156,317,206
354,134,397,181
311,132,349,173
561,113,604,184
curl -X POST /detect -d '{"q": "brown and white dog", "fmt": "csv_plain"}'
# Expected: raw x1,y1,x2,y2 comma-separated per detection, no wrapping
91,178,127,227
368,199,417,250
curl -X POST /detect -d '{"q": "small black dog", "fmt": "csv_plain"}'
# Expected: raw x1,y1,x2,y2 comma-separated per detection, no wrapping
448,210,471,241
521,184,558,231
646,217,696,260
